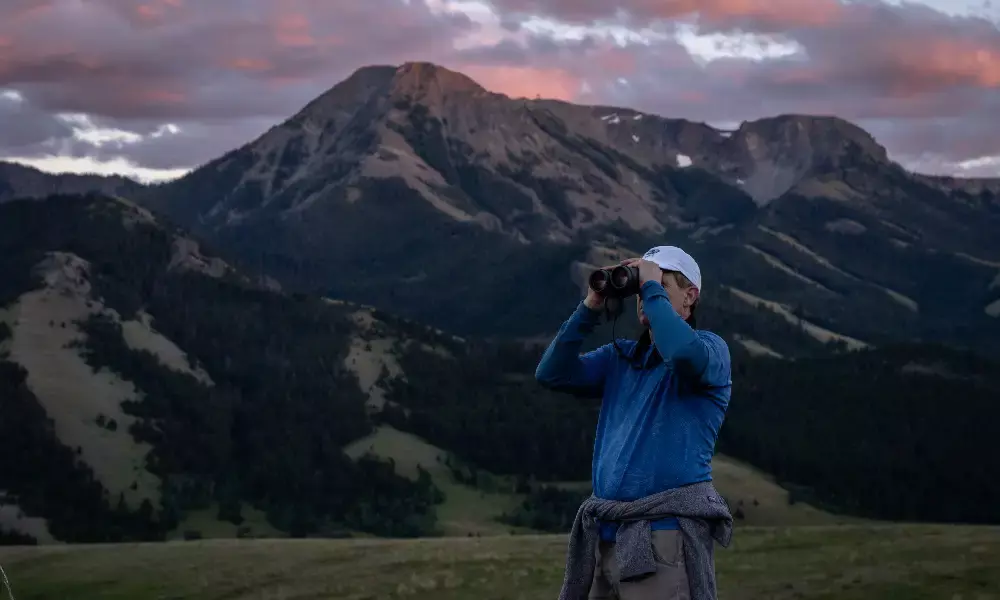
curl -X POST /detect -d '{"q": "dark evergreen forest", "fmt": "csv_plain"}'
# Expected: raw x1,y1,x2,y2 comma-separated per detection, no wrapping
2,193,999,544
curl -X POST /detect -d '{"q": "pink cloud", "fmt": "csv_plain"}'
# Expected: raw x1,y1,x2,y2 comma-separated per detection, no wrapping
273,13,316,48
882,40,1000,91
488,0,845,29
0,0,473,119
459,65,582,100
686,0,845,27
133,0,184,23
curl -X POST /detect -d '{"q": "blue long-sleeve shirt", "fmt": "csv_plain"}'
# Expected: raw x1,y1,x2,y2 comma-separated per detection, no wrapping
535,280,732,539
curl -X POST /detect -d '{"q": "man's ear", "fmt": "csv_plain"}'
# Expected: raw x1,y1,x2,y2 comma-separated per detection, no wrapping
686,286,700,307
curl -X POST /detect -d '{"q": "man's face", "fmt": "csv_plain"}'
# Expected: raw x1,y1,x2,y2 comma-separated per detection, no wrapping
636,271,697,327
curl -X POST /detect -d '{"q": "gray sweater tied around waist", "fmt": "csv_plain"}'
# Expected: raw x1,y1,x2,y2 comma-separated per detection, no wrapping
557,481,734,600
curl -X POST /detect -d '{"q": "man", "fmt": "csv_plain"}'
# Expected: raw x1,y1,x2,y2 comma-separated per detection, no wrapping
535,245,734,600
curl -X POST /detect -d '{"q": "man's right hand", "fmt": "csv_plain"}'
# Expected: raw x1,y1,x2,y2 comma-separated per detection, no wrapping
584,287,604,311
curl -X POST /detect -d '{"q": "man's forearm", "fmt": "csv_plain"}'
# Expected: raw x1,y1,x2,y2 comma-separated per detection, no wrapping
638,281,709,377
535,301,606,390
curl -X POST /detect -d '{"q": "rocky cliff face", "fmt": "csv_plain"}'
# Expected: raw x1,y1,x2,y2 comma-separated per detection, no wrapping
83,62,1000,352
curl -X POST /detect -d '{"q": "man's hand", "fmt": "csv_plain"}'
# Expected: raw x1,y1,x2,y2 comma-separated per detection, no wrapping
584,286,605,311
621,258,662,286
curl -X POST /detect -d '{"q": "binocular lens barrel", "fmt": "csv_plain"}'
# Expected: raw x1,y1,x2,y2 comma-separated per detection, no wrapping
611,266,631,289
588,265,640,298
588,269,611,293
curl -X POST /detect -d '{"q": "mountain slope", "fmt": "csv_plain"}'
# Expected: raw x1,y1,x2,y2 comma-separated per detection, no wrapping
0,192,838,543
0,193,443,543
0,161,143,203
138,62,1000,355
2,193,1000,546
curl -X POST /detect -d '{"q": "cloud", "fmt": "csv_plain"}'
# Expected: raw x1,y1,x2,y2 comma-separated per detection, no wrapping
485,0,847,31
0,89,74,151
0,0,475,174
4,155,188,183
470,0,1000,172
759,2,1000,99
0,0,475,120
0,0,999,180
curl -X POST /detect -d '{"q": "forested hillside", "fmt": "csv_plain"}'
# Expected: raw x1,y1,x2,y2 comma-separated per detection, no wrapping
371,306,1000,526
0,194,441,542
2,192,999,547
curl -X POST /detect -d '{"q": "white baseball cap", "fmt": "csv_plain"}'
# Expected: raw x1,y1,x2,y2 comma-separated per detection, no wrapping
642,245,702,290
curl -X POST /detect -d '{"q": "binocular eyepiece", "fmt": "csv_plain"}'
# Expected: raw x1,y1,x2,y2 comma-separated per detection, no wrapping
588,265,640,298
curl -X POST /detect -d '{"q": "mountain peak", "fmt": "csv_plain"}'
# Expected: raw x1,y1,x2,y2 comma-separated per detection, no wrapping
388,61,486,101
738,113,889,163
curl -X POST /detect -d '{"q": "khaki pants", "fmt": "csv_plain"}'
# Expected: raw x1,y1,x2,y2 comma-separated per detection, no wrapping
588,529,691,600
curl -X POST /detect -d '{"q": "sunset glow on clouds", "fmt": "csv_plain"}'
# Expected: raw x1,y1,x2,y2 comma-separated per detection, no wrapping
0,0,998,181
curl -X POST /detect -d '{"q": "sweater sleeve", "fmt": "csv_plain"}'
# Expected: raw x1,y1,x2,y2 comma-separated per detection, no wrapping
535,301,614,397
638,280,719,384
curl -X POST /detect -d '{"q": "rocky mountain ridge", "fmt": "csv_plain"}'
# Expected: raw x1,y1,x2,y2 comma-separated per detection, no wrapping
0,161,143,203
139,62,999,351
142,63,910,240
3,61,998,354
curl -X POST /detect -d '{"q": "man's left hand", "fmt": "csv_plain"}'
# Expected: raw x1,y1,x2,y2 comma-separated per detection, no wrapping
621,258,662,286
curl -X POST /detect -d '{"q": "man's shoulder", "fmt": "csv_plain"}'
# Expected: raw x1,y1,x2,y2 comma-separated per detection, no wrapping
695,330,730,353
695,330,732,390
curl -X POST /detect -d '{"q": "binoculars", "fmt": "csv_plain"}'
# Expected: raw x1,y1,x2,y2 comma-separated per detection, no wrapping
588,265,640,298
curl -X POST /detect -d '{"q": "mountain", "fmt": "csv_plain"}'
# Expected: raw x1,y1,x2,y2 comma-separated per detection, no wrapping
0,161,144,203
0,192,444,542
4,62,1000,545
137,61,1000,358
2,192,1000,546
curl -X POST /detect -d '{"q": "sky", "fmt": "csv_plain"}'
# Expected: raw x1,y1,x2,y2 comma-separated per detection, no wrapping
1,0,999,182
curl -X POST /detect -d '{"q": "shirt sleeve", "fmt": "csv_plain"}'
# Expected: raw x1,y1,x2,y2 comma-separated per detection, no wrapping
639,280,730,388
535,301,614,397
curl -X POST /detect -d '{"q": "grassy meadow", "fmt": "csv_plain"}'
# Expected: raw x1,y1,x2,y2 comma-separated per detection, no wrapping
1,524,998,599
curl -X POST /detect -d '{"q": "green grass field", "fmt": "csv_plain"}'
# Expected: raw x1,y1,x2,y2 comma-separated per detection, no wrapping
344,426,533,536
1,524,997,599
342,426,855,539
